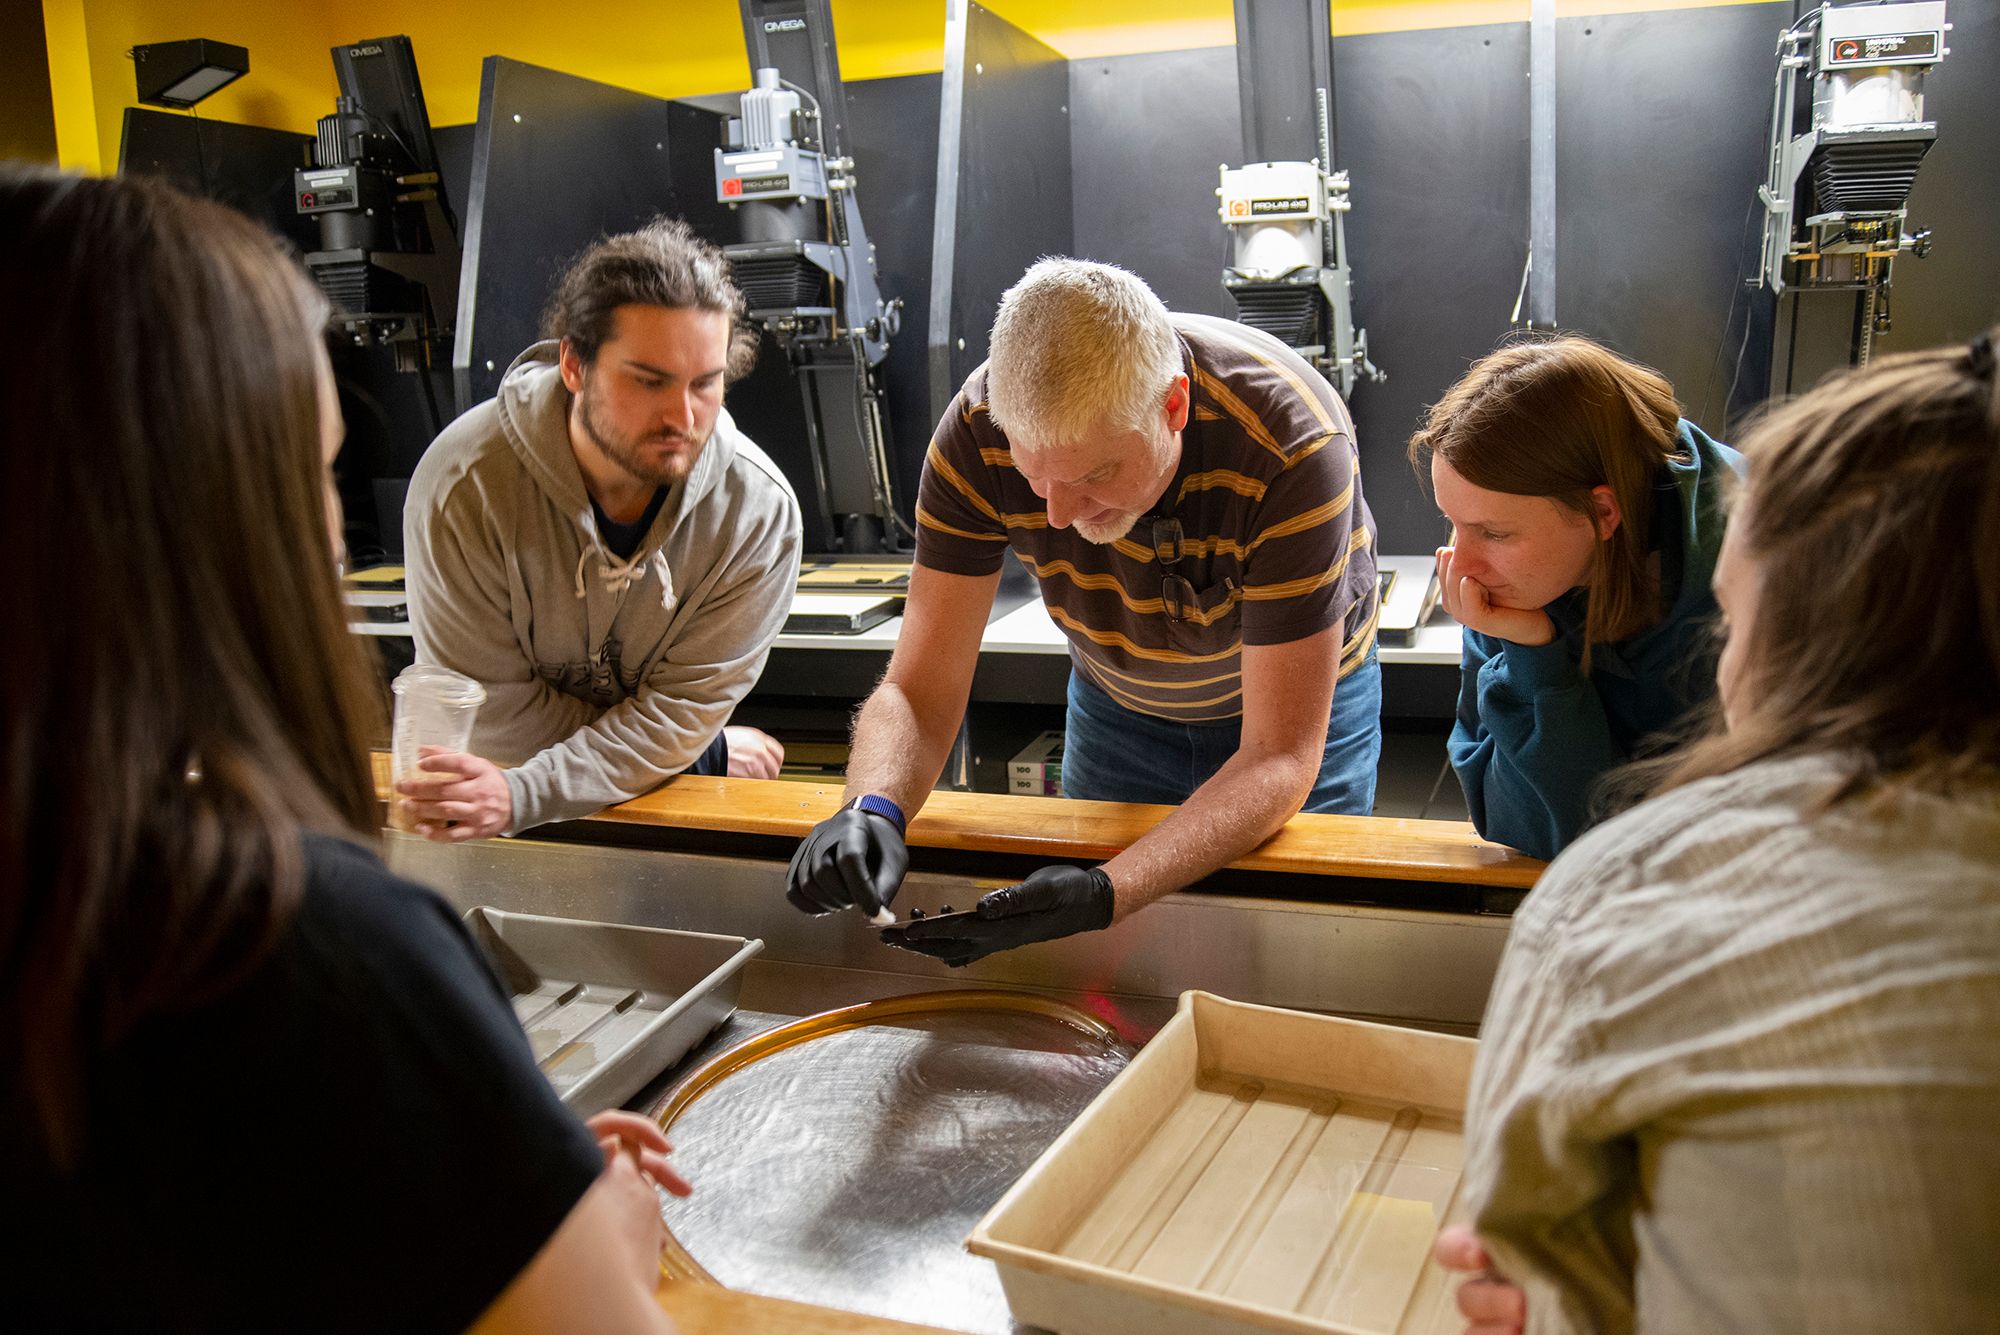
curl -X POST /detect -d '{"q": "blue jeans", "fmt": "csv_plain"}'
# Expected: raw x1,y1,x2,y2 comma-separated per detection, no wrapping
1060,648,1382,815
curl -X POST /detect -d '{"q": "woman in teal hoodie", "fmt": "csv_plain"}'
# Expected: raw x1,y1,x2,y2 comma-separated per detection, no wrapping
1410,337,1742,860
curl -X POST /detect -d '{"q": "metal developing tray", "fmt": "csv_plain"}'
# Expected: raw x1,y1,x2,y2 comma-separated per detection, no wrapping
967,991,1477,1335
465,907,763,1118
652,993,1134,1334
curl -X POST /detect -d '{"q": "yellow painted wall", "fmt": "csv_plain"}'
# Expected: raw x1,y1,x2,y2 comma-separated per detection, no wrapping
47,0,951,173
307,0,948,127
44,0,103,171
47,0,1768,173
48,0,346,173
290,0,954,131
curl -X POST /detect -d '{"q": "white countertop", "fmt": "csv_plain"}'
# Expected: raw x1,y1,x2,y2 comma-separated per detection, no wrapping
354,555,1467,667
1377,553,1463,666
768,553,1465,665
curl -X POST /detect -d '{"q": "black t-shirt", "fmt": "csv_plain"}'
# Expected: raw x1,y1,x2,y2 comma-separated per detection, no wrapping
683,727,729,777
590,487,668,562
4,833,603,1333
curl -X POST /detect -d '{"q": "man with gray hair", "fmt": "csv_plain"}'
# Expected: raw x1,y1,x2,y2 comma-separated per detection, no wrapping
786,258,1381,964
398,218,803,840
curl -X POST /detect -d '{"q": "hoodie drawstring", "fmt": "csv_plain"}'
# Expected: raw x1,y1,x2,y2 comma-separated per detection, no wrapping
573,511,675,609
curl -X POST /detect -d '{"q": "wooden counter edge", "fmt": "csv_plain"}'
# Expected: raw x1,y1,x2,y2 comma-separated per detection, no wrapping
655,1281,956,1333
374,756,1543,889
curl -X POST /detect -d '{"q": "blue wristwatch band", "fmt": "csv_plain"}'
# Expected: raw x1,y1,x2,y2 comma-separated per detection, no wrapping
850,793,906,835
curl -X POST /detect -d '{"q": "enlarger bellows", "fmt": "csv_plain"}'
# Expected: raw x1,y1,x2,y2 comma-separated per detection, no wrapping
1225,280,1321,348
729,250,832,312
1809,133,1936,215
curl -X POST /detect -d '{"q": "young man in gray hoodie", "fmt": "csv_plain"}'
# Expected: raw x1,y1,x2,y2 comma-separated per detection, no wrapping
398,219,803,840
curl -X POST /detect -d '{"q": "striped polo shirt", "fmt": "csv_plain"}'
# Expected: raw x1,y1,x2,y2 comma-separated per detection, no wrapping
915,313,1378,723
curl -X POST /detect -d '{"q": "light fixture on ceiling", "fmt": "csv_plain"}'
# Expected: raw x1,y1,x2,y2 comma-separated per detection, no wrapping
130,39,250,109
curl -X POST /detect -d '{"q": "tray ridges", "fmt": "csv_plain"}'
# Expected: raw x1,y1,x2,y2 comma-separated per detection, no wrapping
466,907,763,1116
1057,1082,1242,1266
537,986,654,1088
513,978,584,1030
1299,1109,1465,1332
1128,1082,1316,1287
1119,1080,1263,1271
1198,1094,1344,1295
1296,1107,1423,1321
1056,1075,1467,1334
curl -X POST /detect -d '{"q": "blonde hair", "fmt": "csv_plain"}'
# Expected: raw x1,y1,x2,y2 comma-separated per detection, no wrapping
1410,335,1683,662
1645,331,2000,806
986,258,1182,450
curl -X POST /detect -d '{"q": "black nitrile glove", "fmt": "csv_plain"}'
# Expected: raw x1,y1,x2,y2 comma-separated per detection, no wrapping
786,807,909,918
881,865,1115,967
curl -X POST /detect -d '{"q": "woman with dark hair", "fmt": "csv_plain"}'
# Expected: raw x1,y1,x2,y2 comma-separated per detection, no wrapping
1410,338,1741,859
0,168,685,1331
1436,334,2000,1332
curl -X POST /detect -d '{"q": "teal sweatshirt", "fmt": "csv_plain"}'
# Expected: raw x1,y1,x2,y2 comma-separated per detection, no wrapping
1450,421,1742,860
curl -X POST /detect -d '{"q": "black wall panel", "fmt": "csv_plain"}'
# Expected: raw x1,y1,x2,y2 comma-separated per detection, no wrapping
1060,5,2000,552
840,72,943,527
454,59,689,413
1332,23,1532,554
938,3,1075,397
1067,47,1240,319
118,108,316,249
433,121,475,235
1554,3,1787,435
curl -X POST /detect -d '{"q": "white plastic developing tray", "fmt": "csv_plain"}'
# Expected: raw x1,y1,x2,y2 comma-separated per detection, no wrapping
968,991,1476,1335
465,907,762,1118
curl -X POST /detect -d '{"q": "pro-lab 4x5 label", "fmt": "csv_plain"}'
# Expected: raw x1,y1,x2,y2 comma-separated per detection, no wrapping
1829,31,1940,63
1250,197,1312,215
723,174,792,196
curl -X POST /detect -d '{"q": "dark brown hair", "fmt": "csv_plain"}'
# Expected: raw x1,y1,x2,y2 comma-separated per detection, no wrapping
1647,331,2000,804
540,216,759,379
1409,336,1684,658
0,168,384,1166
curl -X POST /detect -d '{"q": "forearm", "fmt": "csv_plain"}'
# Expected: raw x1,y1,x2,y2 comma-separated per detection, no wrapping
410,595,602,767
472,680,601,765
1457,645,1620,858
1099,742,1316,914
841,678,963,816
505,670,757,831
405,521,597,757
